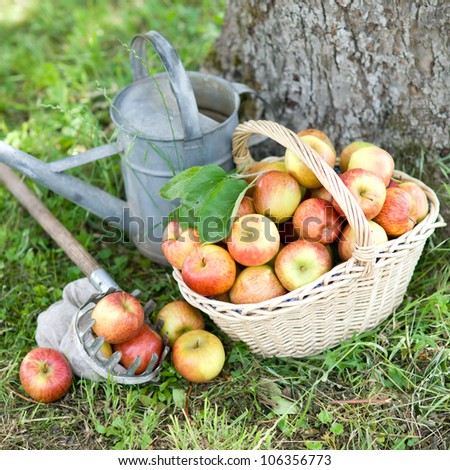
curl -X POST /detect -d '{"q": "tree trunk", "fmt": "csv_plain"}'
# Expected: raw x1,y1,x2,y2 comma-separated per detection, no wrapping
207,0,449,232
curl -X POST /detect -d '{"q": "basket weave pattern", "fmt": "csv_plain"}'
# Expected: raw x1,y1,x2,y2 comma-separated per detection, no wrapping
173,120,445,358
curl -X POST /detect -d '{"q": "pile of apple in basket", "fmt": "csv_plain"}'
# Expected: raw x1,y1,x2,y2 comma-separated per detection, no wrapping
160,127,429,303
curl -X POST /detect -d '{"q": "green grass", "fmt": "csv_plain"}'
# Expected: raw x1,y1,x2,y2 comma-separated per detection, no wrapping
1,0,449,451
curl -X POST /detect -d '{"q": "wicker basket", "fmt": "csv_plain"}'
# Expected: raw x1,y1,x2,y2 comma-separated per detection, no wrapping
172,120,445,358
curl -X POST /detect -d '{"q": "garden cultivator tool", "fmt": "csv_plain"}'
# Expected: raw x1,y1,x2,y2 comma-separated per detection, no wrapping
0,162,169,384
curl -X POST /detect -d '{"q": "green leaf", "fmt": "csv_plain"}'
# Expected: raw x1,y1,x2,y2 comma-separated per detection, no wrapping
160,164,249,242
318,410,333,424
330,422,344,435
137,394,154,407
94,423,108,434
182,165,229,210
172,388,186,409
197,177,248,243
172,204,198,230
270,395,299,416
305,441,323,450
159,166,202,200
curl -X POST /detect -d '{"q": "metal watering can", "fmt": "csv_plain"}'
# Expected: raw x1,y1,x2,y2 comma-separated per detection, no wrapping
0,30,265,265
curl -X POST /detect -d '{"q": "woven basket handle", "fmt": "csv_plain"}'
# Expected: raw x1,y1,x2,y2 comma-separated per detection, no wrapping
232,120,376,269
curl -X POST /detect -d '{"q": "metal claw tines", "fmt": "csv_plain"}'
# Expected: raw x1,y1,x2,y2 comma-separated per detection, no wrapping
75,298,169,383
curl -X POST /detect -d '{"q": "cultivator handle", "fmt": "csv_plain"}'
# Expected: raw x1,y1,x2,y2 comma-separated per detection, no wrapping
0,162,117,291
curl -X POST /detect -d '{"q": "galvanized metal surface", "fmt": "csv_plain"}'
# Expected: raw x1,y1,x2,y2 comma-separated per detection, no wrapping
0,30,262,265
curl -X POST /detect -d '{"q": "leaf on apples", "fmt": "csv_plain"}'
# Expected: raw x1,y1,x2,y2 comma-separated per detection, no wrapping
159,166,203,200
197,177,248,243
160,165,249,243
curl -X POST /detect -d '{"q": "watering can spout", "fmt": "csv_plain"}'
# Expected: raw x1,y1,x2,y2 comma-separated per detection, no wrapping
0,141,129,231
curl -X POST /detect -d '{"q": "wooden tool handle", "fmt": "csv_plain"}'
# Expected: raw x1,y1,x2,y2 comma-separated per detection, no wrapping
0,162,101,277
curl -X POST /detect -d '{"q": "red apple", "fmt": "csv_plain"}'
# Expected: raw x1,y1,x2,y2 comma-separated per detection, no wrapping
236,195,256,217
253,170,303,223
227,214,280,266
388,178,400,188
374,187,416,237
285,134,337,189
172,330,226,383
347,146,395,187
292,198,344,245
243,160,287,183
156,300,205,346
274,240,333,291
161,220,201,269
181,244,236,296
339,141,376,172
310,186,333,203
398,181,429,223
243,160,286,196
19,348,72,403
332,168,386,219
338,220,388,261
91,291,144,344
229,264,287,304
298,128,336,154
113,323,163,375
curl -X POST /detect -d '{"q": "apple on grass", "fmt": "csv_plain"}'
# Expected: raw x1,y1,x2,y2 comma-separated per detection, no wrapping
292,197,344,245
156,300,205,347
285,134,337,189
253,170,303,223
374,187,416,237
227,214,280,267
339,141,376,172
161,219,201,269
274,240,333,291
91,291,144,344
338,220,388,261
229,264,287,304
332,168,386,220
114,324,163,375
182,244,237,297
19,348,72,403
398,181,429,223
172,330,225,383
347,146,395,187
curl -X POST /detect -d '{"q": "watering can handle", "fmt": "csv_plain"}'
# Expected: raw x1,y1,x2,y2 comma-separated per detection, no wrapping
130,30,203,141
232,82,279,122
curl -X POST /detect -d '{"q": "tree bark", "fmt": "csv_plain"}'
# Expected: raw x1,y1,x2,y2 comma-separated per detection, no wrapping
207,0,449,234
